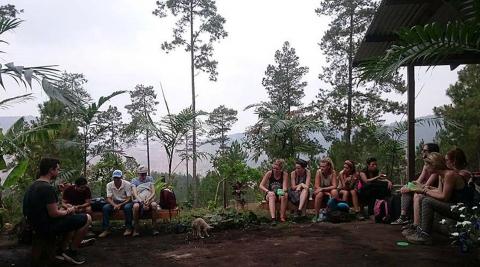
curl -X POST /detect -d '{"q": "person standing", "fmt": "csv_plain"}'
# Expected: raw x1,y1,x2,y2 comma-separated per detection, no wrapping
131,165,159,236
23,158,91,265
98,170,134,238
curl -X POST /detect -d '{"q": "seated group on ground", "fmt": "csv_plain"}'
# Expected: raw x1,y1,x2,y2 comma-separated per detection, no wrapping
22,160,162,265
259,156,394,224
394,144,477,245
259,143,479,246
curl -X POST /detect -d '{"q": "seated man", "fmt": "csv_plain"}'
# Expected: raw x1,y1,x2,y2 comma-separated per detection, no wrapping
131,165,159,236
23,158,91,265
98,170,134,238
63,177,92,214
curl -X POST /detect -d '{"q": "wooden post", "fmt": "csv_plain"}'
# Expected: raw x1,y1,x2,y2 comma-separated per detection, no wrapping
407,65,415,181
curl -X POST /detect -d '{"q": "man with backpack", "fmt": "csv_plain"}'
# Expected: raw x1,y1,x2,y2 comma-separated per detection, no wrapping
131,165,159,236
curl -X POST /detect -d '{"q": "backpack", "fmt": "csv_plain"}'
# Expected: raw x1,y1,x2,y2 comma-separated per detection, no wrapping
374,199,391,223
160,188,177,210
90,197,107,212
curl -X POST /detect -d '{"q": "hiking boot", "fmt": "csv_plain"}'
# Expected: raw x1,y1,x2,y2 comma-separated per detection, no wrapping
401,224,417,237
406,230,432,245
123,228,133,236
62,249,86,265
391,216,410,225
98,230,110,238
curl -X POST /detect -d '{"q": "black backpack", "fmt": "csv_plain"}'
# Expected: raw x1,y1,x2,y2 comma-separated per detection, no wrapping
374,199,391,223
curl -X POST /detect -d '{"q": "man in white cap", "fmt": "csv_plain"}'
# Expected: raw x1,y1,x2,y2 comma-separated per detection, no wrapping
131,165,159,236
98,170,133,238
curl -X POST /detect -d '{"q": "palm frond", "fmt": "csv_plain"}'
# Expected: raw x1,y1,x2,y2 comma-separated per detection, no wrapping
0,93,34,109
358,21,480,81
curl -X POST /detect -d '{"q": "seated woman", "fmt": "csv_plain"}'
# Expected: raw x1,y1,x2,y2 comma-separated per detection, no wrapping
259,159,289,224
358,157,393,215
391,143,439,225
405,152,468,244
337,160,363,219
289,159,311,217
313,157,338,222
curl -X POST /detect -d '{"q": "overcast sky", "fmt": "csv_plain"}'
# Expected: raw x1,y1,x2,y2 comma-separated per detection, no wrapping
2,0,460,134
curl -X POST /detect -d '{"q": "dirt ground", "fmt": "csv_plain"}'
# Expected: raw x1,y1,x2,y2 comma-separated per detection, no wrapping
1,220,479,267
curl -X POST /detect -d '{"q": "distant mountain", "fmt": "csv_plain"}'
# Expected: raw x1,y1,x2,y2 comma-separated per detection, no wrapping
0,115,442,175
0,115,36,132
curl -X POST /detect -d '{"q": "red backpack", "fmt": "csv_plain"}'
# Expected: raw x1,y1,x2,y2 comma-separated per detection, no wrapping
160,188,177,210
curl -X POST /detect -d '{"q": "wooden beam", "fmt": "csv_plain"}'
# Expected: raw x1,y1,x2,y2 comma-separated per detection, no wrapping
364,34,398,43
407,65,415,181
385,0,437,5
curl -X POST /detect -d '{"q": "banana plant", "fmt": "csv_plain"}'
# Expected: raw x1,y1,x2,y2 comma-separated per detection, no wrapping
0,117,60,187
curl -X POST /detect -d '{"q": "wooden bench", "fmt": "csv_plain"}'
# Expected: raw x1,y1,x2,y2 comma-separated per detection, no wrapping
90,208,180,222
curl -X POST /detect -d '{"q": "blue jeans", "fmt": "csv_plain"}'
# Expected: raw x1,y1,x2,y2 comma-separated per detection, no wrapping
102,202,133,230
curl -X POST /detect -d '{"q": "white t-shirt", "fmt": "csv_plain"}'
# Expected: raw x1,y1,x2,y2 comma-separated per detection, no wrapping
106,180,132,203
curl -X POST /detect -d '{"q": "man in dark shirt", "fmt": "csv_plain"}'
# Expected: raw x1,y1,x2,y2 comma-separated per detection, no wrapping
63,177,92,214
23,158,91,265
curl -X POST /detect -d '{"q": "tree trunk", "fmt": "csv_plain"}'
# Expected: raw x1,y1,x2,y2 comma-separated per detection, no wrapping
223,179,227,209
83,126,88,175
146,129,151,175
190,1,198,207
185,134,189,202
345,5,354,145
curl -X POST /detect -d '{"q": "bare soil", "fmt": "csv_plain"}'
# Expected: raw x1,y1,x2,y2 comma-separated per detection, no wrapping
1,220,479,267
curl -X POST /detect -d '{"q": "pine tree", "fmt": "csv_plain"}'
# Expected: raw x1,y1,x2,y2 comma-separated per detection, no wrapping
314,0,406,143
206,105,238,153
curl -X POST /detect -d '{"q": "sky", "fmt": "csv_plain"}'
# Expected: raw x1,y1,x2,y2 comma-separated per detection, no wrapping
2,0,461,134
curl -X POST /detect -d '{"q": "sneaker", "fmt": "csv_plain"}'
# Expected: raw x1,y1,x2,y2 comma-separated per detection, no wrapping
318,212,327,222
152,229,160,236
270,219,277,226
62,249,86,265
391,216,410,225
356,212,365,221
80,238,96,247
406,230,432,245
55,248,65,261
401,224,417,237
98,230,110,238
132,230,140,237
123,228,133,236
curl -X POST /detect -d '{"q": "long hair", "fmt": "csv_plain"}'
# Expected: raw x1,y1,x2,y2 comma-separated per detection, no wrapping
424,152,448,171
446,148,468,170
320,157,335,171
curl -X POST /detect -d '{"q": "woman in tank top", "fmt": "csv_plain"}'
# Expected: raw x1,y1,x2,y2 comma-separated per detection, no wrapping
337,160,362,219
405,152,465,245
289,159,311,217
259,159,289,224
313,158,338,221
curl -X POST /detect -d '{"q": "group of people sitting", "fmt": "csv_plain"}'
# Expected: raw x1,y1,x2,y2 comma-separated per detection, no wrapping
393,144,476,245
259,143,479,246
259,156,393,224
22,159,161,265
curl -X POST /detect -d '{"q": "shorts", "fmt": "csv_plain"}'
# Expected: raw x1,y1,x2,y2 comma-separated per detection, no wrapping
50,214,87,234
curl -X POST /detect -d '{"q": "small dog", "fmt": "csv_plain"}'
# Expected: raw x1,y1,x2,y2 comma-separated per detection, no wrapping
191,218,213,239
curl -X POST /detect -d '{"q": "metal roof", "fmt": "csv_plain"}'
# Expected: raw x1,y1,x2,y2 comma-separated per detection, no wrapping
353,0,480,66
